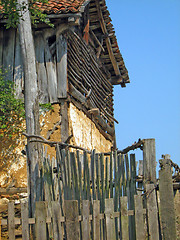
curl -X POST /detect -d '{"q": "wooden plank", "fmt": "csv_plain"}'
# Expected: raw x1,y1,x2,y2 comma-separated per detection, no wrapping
105,156,109,198
2,28,16,82
134,195,146,240
105,199,116,240
51,201,63,240
129,154,136,240
14,31,24,99
35,201,47,240
21,200,29,240
120,196,129,240
137,160,143,195
82,200,90,240
56,34,67,99
60,100,69,142
143,139,156,184
34,31,49,103
109,153,113,198
0,187,27,195
174,190,180,240
91,150,96,200
8,201,15,240
93,200,100,240
95,154,101,200
44,31,58,103
95,0,120,76
65,200,79,240
159,158,177,240
146,184,159,240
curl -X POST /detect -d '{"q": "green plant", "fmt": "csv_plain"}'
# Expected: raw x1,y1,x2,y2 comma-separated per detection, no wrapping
0,0,54,29
0,70,25,139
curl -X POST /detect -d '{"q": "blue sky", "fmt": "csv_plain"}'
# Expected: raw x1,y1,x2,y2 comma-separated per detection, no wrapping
106,0,180,167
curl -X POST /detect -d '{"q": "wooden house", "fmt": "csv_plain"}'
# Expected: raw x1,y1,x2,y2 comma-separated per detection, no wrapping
0,0,129,187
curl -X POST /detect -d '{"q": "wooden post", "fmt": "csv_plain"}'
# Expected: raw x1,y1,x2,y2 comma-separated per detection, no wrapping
134,195,145,240
146,184,159,240
65,200,80,240
93,200,100,240
82,200,90,240
17,0,42,216
143,139,156,184
21,200,29,240
159,156,177,240
35,201,47,240
105,199,116,240
8,201,15,240
120,196,129,240
51,201,63,240
174,190,180,240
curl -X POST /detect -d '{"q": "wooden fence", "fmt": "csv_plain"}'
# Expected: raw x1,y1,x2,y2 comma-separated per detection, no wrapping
0,139,179,239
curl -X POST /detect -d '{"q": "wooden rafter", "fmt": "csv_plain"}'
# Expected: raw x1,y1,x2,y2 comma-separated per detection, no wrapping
95,0,120,76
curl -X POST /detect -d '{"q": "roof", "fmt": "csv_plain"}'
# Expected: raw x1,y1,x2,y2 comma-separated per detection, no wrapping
38,0,129,85
0,0,129,86
35,0,86,14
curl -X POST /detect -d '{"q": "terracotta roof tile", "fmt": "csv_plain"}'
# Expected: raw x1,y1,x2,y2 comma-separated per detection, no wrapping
36,0,86,14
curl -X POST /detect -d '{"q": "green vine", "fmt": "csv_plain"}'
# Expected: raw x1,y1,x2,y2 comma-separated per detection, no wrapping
0,0,54,29
0,70,25,139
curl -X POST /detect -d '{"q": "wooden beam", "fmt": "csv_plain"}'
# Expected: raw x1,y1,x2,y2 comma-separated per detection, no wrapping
95,0,120,76
0,188,27,195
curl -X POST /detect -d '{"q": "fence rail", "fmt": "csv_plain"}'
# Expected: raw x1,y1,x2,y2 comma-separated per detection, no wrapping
0,139,179,239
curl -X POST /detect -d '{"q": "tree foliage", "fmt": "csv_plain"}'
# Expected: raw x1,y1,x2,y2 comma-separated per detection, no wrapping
0,0,53,28
0,70,25,139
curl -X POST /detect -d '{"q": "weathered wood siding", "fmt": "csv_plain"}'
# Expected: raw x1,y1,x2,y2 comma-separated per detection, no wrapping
67,31,114,132
0,27,68,104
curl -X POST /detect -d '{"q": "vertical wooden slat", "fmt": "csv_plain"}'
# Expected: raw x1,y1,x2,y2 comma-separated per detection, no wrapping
129,154,136,240
82,200,90,240
100,153,105,240
8,201,15,240
109,152,113,198
35,201,47,240
21,200,29,240
65,200,79,240
121,155,126,196
105,199,116,240
105,156,109,199
159,158,177,240
77,150,83,201
143,139,156,184
44,33,58,103
174,190,180,240
134,195,146,240
52,201,63,240
146,184,159,240
3,28,16,82
95,154,101,200
93,200,100,240
56,145,64,215
61,149,68,200
56,34,67,98
120,196,129,240
34,31,49,103
91,150,96,200
114,151,119,239
14,32,24,99
67,150,72,200
137,160,143,195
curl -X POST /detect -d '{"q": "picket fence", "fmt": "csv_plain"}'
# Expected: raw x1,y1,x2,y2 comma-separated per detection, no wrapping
0,139,179,239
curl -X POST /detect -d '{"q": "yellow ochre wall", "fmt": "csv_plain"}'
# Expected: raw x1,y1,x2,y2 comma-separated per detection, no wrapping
0,103,112,187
